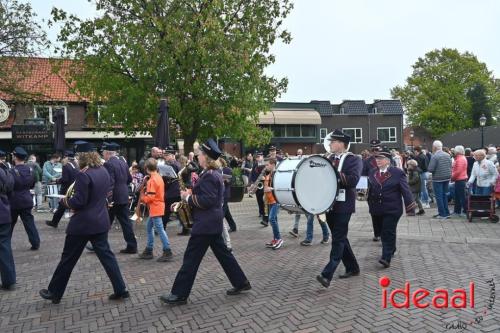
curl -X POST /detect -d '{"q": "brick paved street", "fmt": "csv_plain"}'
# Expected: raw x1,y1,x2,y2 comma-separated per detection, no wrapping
1,197,499,333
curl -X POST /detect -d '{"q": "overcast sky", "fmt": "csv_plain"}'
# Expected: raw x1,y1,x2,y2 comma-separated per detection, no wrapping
32,0,500,103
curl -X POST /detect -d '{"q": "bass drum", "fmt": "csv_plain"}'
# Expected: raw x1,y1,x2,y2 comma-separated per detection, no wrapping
272,155,339,214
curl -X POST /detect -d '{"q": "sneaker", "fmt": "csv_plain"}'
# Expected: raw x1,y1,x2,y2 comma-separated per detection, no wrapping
265,239,276,248
432,214,440,218
416,210,425,216
300,240,312,246
320,237,330,244
422,203,430,209
289,229,299,238
260,220,269,227
157,249,173,262
272,239,284,250
139,248,154,259
438,215,450,220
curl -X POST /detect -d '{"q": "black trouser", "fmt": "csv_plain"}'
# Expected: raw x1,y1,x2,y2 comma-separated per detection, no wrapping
223,199,236,231
256,188,265,217
371,214,382,238
372,214,400,262
11,209,40,248
50,204,66,227
171,234,248,298
163,196,181,229
109,204,137,250
321,212,359,280
0,223,16,287
48,232,126,299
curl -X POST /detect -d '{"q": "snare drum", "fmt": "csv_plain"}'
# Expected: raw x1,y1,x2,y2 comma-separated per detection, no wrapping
272,155,339,214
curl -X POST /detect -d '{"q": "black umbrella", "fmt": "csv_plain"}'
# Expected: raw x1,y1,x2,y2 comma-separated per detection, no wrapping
154,98,170,148
53,108,65,153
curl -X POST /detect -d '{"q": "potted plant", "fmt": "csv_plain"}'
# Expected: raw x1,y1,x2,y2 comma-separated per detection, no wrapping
229,167,245,202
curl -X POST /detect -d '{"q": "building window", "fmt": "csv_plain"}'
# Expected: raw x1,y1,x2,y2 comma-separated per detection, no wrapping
34,105,67,124
373,107,378,114
319,128,328,142
271,125,286,137
300,125,316,138
342,128,363,143
286,125,301,137
340,107,345,114
377,127,397,142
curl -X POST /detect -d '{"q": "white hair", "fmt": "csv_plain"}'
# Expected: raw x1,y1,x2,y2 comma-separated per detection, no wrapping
454,145,465,155
488,147,497,154
433,140,443,150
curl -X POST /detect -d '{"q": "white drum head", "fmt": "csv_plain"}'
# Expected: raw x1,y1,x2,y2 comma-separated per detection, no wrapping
293,155,338,214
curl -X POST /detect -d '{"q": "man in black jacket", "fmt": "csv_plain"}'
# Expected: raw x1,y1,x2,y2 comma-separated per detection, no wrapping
414,146,430,208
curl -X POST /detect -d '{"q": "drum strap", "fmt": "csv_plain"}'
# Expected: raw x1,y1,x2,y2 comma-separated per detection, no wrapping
338,152,353,173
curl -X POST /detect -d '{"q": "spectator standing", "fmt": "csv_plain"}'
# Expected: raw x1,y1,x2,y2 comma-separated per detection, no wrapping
407,160,425,215
427,141,452,219
43,153,62,212
27,155,43,212
241,153,253,190
414,146,430,209
468,150,498,196
451,146,468,217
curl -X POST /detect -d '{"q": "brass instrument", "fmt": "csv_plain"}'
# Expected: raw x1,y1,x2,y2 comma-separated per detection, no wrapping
172,166,194,229
131,176,149,223
62,166,87,208
248,166,267,195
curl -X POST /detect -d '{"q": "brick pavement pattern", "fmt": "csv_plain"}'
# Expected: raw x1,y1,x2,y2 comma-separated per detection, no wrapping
1,197,499,333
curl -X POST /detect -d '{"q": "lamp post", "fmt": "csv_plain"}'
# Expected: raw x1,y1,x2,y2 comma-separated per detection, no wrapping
409,129,414,151
479,114,486,148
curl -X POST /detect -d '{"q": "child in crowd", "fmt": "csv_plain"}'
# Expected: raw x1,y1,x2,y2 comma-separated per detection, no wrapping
407,160,425,215
263,158,283,249
138,158,173,262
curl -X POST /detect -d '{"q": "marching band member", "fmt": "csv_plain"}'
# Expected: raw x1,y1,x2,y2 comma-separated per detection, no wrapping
46,150,79,228
250,152,267,224
163,145,184,234
316,130,362,288
102,142,137,254
0,158,15,290
160,138,250,305
367,150,416,268
263,158,283,249
40,141,129,304
220,158,237,232
362,139,383,241
9,147,40,251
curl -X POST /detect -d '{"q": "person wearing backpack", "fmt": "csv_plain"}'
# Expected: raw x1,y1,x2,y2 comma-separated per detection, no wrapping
9,147,40,251
0,157,15,290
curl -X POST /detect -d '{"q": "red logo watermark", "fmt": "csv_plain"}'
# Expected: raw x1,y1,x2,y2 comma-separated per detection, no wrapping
379,276,475,309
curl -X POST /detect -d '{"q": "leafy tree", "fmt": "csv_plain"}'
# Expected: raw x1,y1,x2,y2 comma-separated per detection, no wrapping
467,82,494,127
0,0,49,99
391,48,500,137
51,0,293,151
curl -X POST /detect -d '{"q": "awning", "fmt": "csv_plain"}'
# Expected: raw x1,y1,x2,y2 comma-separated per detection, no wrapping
65,131,152,139
259,108,321,125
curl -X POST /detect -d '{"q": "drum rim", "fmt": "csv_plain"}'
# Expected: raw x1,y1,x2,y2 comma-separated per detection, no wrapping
273,154,340,214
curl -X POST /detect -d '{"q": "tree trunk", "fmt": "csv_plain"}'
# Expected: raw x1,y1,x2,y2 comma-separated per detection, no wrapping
183,132,197,156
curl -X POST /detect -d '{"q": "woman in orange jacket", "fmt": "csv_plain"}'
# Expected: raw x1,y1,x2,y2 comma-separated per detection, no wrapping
138,158,173,262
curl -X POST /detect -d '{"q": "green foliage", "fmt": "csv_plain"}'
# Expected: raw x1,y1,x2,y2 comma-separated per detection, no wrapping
51,0,292,150
391,48,500,137
231,167,244,187
0,0,49,100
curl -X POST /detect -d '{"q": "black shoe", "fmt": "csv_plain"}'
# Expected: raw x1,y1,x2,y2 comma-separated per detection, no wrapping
372,236,380,242
119,248,138,254
45,220,58,228
226,281,251,295
39,289,61,304
316,275,330,288
339,271,360,279
260,221,269,227
30,245,39,251
228,228,237,233
0,284,15,291
300,240,312,246
177,229,190,236
159,293,188,305
138,248,154,260
109,290,130,300
378,258,390,268
86,244,95,252
157,249,173,262
416,210,425,216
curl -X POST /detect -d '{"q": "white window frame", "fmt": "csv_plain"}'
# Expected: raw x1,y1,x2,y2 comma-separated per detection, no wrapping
342,128,363,143
319,128,328,142
33,105,67,124
377,127,397,143
373,107,378,114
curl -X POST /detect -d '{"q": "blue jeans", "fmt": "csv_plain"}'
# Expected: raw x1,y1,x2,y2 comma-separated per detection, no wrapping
453,180,466,214
269,203,280,240
475,186,492,196
305,214,329,241
420,172,429,204
146,216,171,251
432,181,450,217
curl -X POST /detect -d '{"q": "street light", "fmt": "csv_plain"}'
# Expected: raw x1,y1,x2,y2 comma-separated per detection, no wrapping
479,114,486,148
409,129,414,151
